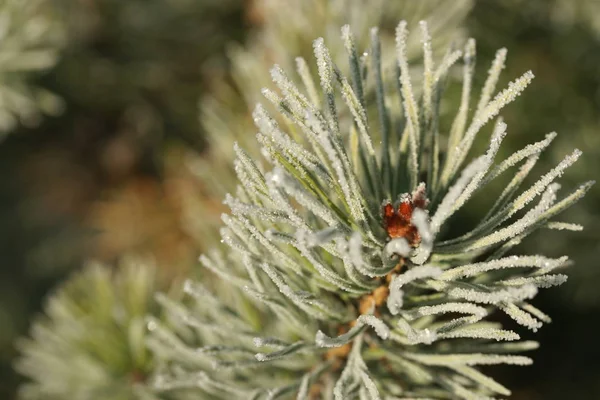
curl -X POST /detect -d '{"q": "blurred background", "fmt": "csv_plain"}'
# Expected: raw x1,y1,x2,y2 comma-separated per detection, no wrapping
0,0,599,398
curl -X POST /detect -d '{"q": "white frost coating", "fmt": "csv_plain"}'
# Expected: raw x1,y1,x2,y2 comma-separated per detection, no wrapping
306,226,344,247
270,64,313,117
333,334,368,400
224,193,287,222
397,319,438,344
404,352,533,366
431,157,487,234
534,181,594,226
410,208,433,265
182,279,195,296
386,285,404,316
504,149,581,219
182,278,228,313
335,238,379,291
404,302,488,320
475,47,507,118
439,377,495,400
256,94,326,169
265,229,293,243
269,66,305,117
439,255,566,281
412,208,433,243
445,38,476,168
267,168,339,228
452,365,511,396
411,328,437,345
408,328,437,345
238,215,303,274
446,120,507,220
254,341,305,362
333,372,351,400
233,142,267,189
470,154,540,236
434,49,463,83
312,37,339,138
241,253,265,292
395,20,420,188
450,149,584,245
521,303,552,323
219,219,246,253
370,26,392,194
199,254,251,289
387,266,442,315
484,132,557,184
259,263,334,320
395,265,442,287
253,337,288,349
463,183,560,252
339,26,375,159
338,233,388,278
347,232,378,277
500,274,568,289
296,373,311,400
254,104,331,182
357,314,391,340
449,70,535,179
243,286,309,336
360,370,382,400
341,24,364,105
295,56,320,108
448,284,538,305
440,327,520,342
294,229,362,294
151,370,250,395
384,237,412,258
315,315,389,348
261,86,283,109
336,69,382,202
420,21,434,150
266,166,286,187
545,222,583,231
501,303,543,332
304,111,368,229
348,231,364,264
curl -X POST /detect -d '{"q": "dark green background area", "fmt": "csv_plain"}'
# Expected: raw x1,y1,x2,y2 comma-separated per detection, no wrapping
1,0,599,398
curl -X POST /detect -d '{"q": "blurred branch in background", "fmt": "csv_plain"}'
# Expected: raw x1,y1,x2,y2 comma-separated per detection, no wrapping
0,0,64,135
15,258,166,400
0,0,245,398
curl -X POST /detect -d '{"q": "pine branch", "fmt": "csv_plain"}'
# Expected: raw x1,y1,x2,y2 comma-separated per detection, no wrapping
149,20,591,400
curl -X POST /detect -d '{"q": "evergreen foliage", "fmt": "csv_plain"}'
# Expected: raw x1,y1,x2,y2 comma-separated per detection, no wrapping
147,21,591,399
0,0,64,134
15,259,161,400
192,0,473,246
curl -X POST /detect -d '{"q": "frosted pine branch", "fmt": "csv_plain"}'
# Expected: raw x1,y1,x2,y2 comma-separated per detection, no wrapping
149,20,590,400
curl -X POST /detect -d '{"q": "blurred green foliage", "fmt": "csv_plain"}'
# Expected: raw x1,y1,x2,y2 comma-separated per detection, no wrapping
0,0,245,398
0,0,65,134
15,258,160,400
